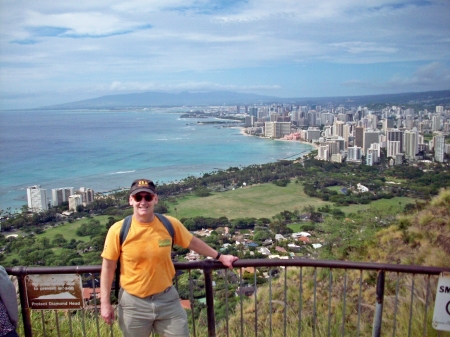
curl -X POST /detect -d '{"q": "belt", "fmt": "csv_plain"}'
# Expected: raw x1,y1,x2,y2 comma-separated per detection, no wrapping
148,286,172,300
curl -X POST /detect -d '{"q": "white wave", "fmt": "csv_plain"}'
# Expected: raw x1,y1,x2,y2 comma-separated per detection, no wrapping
157,138,168,141
110,170,136,175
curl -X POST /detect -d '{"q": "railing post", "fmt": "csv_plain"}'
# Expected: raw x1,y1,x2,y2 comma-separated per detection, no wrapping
372,270,385,337
203,260,216,337
14,266,33,337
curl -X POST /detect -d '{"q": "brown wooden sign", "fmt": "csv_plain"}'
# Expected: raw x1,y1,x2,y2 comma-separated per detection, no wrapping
25,274,84,310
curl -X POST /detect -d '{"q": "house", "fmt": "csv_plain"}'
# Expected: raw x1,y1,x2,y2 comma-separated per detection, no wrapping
298,236,310,244
357,183,369,192
185,250,200,261
288,243,302,252
243,267,255,274
246,242,258,249
292,232,311,239
83,288,101,304
275,234,286,241
180,299,191,310
275,246,287,253
258,247,271,255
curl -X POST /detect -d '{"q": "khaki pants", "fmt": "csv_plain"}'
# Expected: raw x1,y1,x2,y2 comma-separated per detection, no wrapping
118,286,189,337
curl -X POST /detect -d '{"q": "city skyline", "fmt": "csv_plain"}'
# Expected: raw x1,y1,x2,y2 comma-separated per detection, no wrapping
1,0,450,110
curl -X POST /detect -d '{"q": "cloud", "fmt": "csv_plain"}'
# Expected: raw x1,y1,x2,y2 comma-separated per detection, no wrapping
107,81,281,93
343,62,450,91
389,62,450,87
9,10,152,43
330,42,398,54
1,0,449,108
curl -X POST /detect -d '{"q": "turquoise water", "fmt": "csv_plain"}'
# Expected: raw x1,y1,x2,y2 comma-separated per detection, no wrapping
0,108,312,211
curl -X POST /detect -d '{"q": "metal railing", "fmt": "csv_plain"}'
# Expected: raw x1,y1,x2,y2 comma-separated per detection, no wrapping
6,259,450,337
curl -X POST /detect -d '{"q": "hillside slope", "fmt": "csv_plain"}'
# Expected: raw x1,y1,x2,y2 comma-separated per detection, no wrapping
222,188,449,337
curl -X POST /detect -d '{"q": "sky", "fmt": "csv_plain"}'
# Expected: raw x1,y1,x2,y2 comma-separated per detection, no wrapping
0,0,449,109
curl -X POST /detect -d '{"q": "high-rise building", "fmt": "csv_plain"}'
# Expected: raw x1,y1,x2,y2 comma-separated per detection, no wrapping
52,187,74,206
68,195,83,211
333,121,344,137
434,134,445,162
432,115,441,131
323,125,332,137
249,107,258,117
320,113,334,125
347,146,362,162
343,124,351,149
244,116,255,127
386,129,404,157
264,122,291,138
305,127,321,142
367,115,378,130
363,130,379,155
404,129,419,160
27,185,48,212
354,126,364,148
307,110,317,126
387,141,402,158
79,187,95,206
318,145,329,161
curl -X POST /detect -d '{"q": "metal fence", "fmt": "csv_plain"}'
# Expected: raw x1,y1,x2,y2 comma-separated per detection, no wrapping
6,259,450,337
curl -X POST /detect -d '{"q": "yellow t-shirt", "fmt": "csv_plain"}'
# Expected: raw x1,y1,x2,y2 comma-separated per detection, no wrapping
101,215,193,298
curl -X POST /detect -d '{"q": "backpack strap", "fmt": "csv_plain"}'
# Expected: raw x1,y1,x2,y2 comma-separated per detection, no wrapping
114,214,175,298
114,215,132,298
155,213,175,246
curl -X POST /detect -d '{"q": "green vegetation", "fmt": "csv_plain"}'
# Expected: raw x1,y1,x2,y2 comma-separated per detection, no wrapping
3,150,448,337
221,188,450,337
3,154,447,267
166,180,331,219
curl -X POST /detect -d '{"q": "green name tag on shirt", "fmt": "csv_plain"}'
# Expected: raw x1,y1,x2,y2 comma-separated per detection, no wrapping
159,239,172,247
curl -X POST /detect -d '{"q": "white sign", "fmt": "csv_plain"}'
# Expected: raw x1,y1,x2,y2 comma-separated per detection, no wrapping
433,272,450,331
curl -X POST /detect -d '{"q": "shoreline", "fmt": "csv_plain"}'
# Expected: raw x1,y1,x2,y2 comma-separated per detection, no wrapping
235,127,320,150
1,116,317,212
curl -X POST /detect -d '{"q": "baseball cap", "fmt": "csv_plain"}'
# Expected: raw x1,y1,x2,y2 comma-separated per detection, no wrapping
129,179,156,196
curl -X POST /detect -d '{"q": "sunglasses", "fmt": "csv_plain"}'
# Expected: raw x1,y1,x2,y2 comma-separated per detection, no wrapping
133,194,154,202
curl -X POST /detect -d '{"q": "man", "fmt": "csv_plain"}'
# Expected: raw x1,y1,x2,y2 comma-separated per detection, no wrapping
100,179,238,337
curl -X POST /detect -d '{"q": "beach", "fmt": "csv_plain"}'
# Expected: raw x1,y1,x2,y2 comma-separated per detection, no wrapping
236,127,320,149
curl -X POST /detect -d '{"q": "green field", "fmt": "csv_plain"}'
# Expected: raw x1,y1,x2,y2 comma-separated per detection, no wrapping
164,182,419,219
37,215,112,242
326,185,345,193
338,196,418,215
164,182,332,219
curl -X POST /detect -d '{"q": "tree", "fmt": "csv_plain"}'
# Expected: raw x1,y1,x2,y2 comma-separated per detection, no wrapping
253,229,272,244
52,234,67,246
106,216,117,229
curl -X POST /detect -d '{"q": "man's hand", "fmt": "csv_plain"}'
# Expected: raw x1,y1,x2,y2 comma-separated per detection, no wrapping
218,254,238,269
101,302,115,325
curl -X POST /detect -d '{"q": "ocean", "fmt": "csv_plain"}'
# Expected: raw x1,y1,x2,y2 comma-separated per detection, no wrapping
0,108,313,211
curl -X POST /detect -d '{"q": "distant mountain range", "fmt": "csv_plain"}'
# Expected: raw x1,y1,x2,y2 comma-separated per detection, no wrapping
39,89,450,110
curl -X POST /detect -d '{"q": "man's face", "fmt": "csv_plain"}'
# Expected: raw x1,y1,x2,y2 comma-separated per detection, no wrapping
129,192,158,221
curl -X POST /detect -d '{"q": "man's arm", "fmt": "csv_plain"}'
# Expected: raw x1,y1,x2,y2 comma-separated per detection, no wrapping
0,266,18,327
100,258,117,325
188,236,238,269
